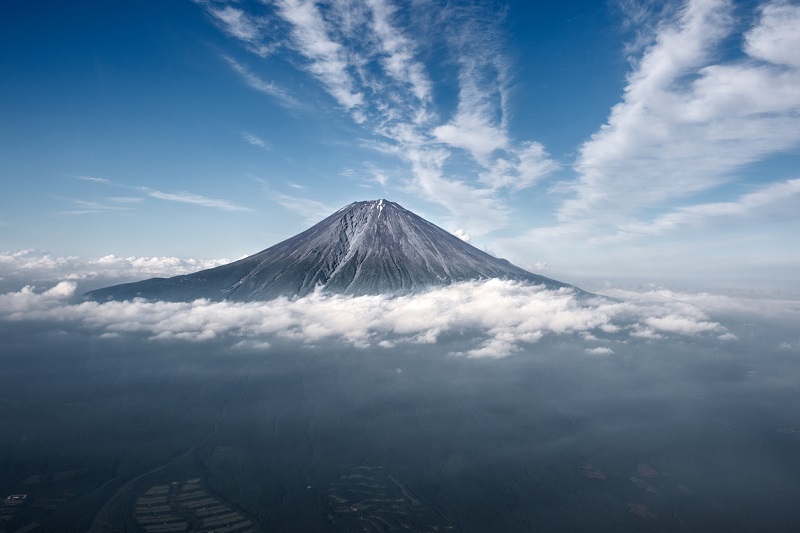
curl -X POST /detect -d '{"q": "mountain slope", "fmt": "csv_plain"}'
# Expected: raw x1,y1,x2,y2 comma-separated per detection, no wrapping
87,199,577,302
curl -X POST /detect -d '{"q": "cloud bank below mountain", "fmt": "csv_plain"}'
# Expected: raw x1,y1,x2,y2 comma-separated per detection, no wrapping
0,278,772,358
0,249,232,283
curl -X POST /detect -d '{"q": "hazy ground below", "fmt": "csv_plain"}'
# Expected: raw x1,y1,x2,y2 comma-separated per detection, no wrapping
1,308,799,532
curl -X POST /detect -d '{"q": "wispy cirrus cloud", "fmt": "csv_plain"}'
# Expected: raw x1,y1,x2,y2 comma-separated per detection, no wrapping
205,4,274,57
273,0,364,110
105,196,144,204
74,174,253,213
495,0,800,263
241,131,271,150
365,0,432,106
252,177,334,222
200,0,558,236
615,0,676,56
200,0,798,247
273,192,337,224
431,6,511,166
147,190,252,212
77,175,111,184
400,145,510,232
422,5,559,216
560,0,800,233
605,178,800,241
222,55,301,108
363,163,389,187
57,199,134,216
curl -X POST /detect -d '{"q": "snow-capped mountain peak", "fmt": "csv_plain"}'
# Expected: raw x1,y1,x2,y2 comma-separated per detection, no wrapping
87,200,577,302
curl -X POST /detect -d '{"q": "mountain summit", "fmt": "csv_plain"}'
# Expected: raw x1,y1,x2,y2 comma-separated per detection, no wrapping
87,199,577,302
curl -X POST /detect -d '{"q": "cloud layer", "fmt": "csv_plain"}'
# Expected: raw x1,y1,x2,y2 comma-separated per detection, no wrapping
0,250,231,282
0,279,750,358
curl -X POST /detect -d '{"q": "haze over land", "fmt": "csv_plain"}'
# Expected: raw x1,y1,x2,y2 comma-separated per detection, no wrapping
2,279,800,531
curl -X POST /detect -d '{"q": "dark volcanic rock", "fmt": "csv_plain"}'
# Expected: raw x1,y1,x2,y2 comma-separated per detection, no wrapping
87,199,577,302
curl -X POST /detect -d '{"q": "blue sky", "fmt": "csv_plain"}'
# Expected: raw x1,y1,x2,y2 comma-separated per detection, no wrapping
2,0,799,290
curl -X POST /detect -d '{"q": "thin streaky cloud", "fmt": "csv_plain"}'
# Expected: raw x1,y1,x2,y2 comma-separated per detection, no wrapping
105,196,144,203
206,5,273,58
273,0,364,109
148,190,253,212
615,0,676,56
604,179,800,241
73,176,250,213
72,199,131,211
358,1,558,214
56,199,133,216
223,55,301,109
242,131,272,150
364,163,389,187
57,210,114,216
364,0,433,106
274,192,337,224
77,176,110,183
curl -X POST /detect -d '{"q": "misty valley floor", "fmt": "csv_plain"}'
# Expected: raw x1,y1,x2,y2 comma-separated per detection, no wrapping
1,317,800,532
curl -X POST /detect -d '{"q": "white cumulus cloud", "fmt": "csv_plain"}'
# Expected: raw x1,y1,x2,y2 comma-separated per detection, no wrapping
0,250,231,282
586,347,614,355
